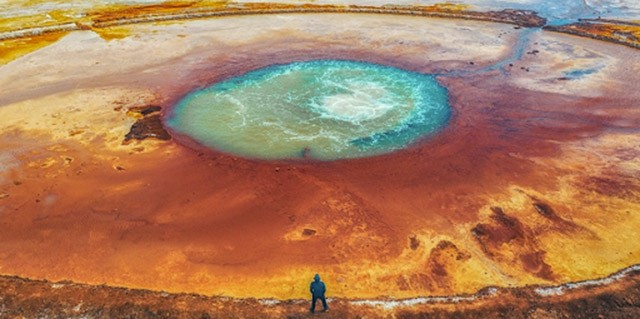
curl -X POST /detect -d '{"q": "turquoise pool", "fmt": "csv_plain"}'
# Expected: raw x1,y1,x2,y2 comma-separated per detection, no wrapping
167,60,451,160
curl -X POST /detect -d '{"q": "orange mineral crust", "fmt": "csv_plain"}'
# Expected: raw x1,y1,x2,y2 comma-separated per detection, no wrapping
0,14,639,300
545,19,640,49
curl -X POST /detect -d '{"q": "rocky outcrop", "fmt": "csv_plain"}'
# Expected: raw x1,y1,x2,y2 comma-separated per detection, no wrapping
123,106,171,143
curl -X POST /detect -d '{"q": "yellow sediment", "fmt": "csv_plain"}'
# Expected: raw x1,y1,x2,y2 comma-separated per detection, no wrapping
558,23,640,48
86,0,230,22
472,132,640,286
0,10,77,33
90,25,132,41
392,3,470,12
0,31,68,65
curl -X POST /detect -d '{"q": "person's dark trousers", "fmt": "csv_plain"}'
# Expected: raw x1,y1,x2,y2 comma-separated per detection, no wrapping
310,295,328,313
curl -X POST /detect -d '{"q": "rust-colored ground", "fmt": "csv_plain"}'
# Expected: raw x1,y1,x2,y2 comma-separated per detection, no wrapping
0,2,639,313
1,269,639,318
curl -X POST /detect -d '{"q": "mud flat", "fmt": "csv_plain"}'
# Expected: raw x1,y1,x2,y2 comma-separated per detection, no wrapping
0,6,639,316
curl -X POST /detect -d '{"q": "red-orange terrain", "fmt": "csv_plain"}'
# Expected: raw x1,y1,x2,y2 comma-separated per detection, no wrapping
0,2,640,318
1,268,640,318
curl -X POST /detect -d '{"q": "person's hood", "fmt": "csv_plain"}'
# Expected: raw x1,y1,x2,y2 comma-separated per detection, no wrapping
314,274,320,282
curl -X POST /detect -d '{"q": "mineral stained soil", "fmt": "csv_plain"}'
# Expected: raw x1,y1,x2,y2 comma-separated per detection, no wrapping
0,9,639,316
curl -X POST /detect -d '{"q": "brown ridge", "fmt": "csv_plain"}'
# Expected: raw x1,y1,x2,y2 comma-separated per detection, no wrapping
544,20,640,49
0,2,546,42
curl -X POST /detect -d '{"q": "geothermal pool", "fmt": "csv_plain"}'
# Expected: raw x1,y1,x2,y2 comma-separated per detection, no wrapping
1,1,640,317
167,60,450,160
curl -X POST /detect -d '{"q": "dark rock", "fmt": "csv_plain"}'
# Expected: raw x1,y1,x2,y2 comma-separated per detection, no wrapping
128,105,162,116
409,235,420,250
302,228,316,236
124,114,171,143
532,202,555,218
485,9,547,28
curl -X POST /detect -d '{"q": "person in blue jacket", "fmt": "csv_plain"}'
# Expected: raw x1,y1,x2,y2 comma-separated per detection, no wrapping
309,274,328,313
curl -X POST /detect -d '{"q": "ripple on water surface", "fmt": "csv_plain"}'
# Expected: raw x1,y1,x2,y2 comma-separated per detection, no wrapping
167,60,451,161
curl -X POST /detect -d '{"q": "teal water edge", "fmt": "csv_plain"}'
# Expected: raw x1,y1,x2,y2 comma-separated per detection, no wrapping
166,60,451,161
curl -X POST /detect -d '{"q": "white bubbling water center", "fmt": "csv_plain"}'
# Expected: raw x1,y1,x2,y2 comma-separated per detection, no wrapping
319,82,395,123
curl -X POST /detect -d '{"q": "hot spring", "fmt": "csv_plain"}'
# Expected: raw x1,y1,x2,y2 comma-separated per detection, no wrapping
167,60,451,160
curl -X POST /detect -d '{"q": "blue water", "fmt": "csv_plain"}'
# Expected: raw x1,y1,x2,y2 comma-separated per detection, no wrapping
167,60,451,161
563,65,605,79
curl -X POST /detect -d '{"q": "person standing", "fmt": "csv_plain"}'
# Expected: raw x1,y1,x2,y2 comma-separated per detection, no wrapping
309,274,328,313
